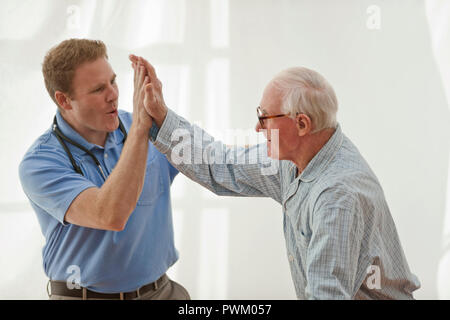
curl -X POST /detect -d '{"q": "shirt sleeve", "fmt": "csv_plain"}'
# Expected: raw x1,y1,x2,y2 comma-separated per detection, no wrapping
149,121,160,142
152,109,282,203
19,148,97,226
304,189,364,299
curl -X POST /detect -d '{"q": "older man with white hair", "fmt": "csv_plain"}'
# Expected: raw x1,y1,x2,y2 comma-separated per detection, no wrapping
131,55,421,299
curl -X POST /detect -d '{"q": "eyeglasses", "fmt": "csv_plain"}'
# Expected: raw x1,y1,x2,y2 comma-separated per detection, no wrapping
257,106,290,127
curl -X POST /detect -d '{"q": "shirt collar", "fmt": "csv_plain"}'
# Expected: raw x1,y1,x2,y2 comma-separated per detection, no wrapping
291,123,344,183
55,111,123,153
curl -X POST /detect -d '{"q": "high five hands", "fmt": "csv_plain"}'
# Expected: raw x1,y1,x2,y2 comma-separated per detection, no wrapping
130,55,152,130
129,55,168,128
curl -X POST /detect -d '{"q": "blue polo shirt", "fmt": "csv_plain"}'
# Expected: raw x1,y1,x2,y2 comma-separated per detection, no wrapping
18,110,179,293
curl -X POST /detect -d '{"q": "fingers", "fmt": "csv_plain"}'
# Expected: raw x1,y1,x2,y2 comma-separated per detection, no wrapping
141,76,149,96
143,85,152,117
133,61,137,84
139,76,150,103
143,83,155,110
129,54,139,64
145,83,154,101
134,62,147,93
133,62,138,88
129,54,161,89
134,56,157,84
133,60,141,89
138,64,145,89
130,54,140,81
131,55,143,87
139,77,146,103
130,54,164,121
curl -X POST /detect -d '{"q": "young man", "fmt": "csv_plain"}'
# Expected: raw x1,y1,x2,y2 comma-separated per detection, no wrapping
134,55,421,299
19,39,189,300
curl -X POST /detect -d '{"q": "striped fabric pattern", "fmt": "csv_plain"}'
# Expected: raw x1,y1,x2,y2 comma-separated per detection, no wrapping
154,109,421,299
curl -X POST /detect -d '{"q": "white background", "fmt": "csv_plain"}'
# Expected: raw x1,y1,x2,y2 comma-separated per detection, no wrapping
0,0,449,299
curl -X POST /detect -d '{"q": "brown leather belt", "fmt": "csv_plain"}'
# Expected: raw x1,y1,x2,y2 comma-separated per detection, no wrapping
49,274,168,300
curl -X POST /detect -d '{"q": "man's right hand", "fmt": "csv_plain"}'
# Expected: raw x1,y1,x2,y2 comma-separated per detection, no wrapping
129,54,168,128
130,56,153,132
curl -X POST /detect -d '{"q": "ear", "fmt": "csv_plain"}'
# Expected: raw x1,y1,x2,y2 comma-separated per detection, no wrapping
54,91,73,112
295,113,313,137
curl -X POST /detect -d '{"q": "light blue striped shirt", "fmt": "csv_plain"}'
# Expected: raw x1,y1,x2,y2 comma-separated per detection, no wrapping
154,109,421,299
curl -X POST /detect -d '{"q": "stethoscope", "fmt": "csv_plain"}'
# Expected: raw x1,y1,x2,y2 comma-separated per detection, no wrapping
52,115,128,181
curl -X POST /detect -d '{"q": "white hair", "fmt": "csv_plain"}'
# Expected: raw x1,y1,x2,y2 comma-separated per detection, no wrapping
271,67,338,133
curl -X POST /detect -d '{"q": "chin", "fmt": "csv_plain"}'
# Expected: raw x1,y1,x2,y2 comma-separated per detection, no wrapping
267,149,282,160
105,119,120,132
267,142,282,159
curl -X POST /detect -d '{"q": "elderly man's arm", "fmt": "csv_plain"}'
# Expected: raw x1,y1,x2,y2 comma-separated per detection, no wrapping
156,109,282,201
131,55,282,202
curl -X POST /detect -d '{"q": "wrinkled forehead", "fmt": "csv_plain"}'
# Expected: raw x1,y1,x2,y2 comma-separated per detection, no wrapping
260,81,284,114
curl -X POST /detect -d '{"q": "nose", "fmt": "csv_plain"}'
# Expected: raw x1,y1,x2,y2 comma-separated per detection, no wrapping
255,121,263,133
255,122,260,132
107,83,119,102
255,122,269,140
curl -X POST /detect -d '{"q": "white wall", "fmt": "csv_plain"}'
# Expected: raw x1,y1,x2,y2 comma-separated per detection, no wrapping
0,0,448,299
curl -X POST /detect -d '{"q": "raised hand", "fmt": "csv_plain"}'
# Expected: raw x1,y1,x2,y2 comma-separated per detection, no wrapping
129,54,168,128
130,56,153,131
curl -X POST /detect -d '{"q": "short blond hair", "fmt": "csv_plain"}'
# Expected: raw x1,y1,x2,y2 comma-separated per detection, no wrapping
42,39,108,105
272,67,338,133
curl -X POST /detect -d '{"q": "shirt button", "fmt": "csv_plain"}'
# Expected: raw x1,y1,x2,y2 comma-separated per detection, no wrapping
288,254,294,262
104,153,108,159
